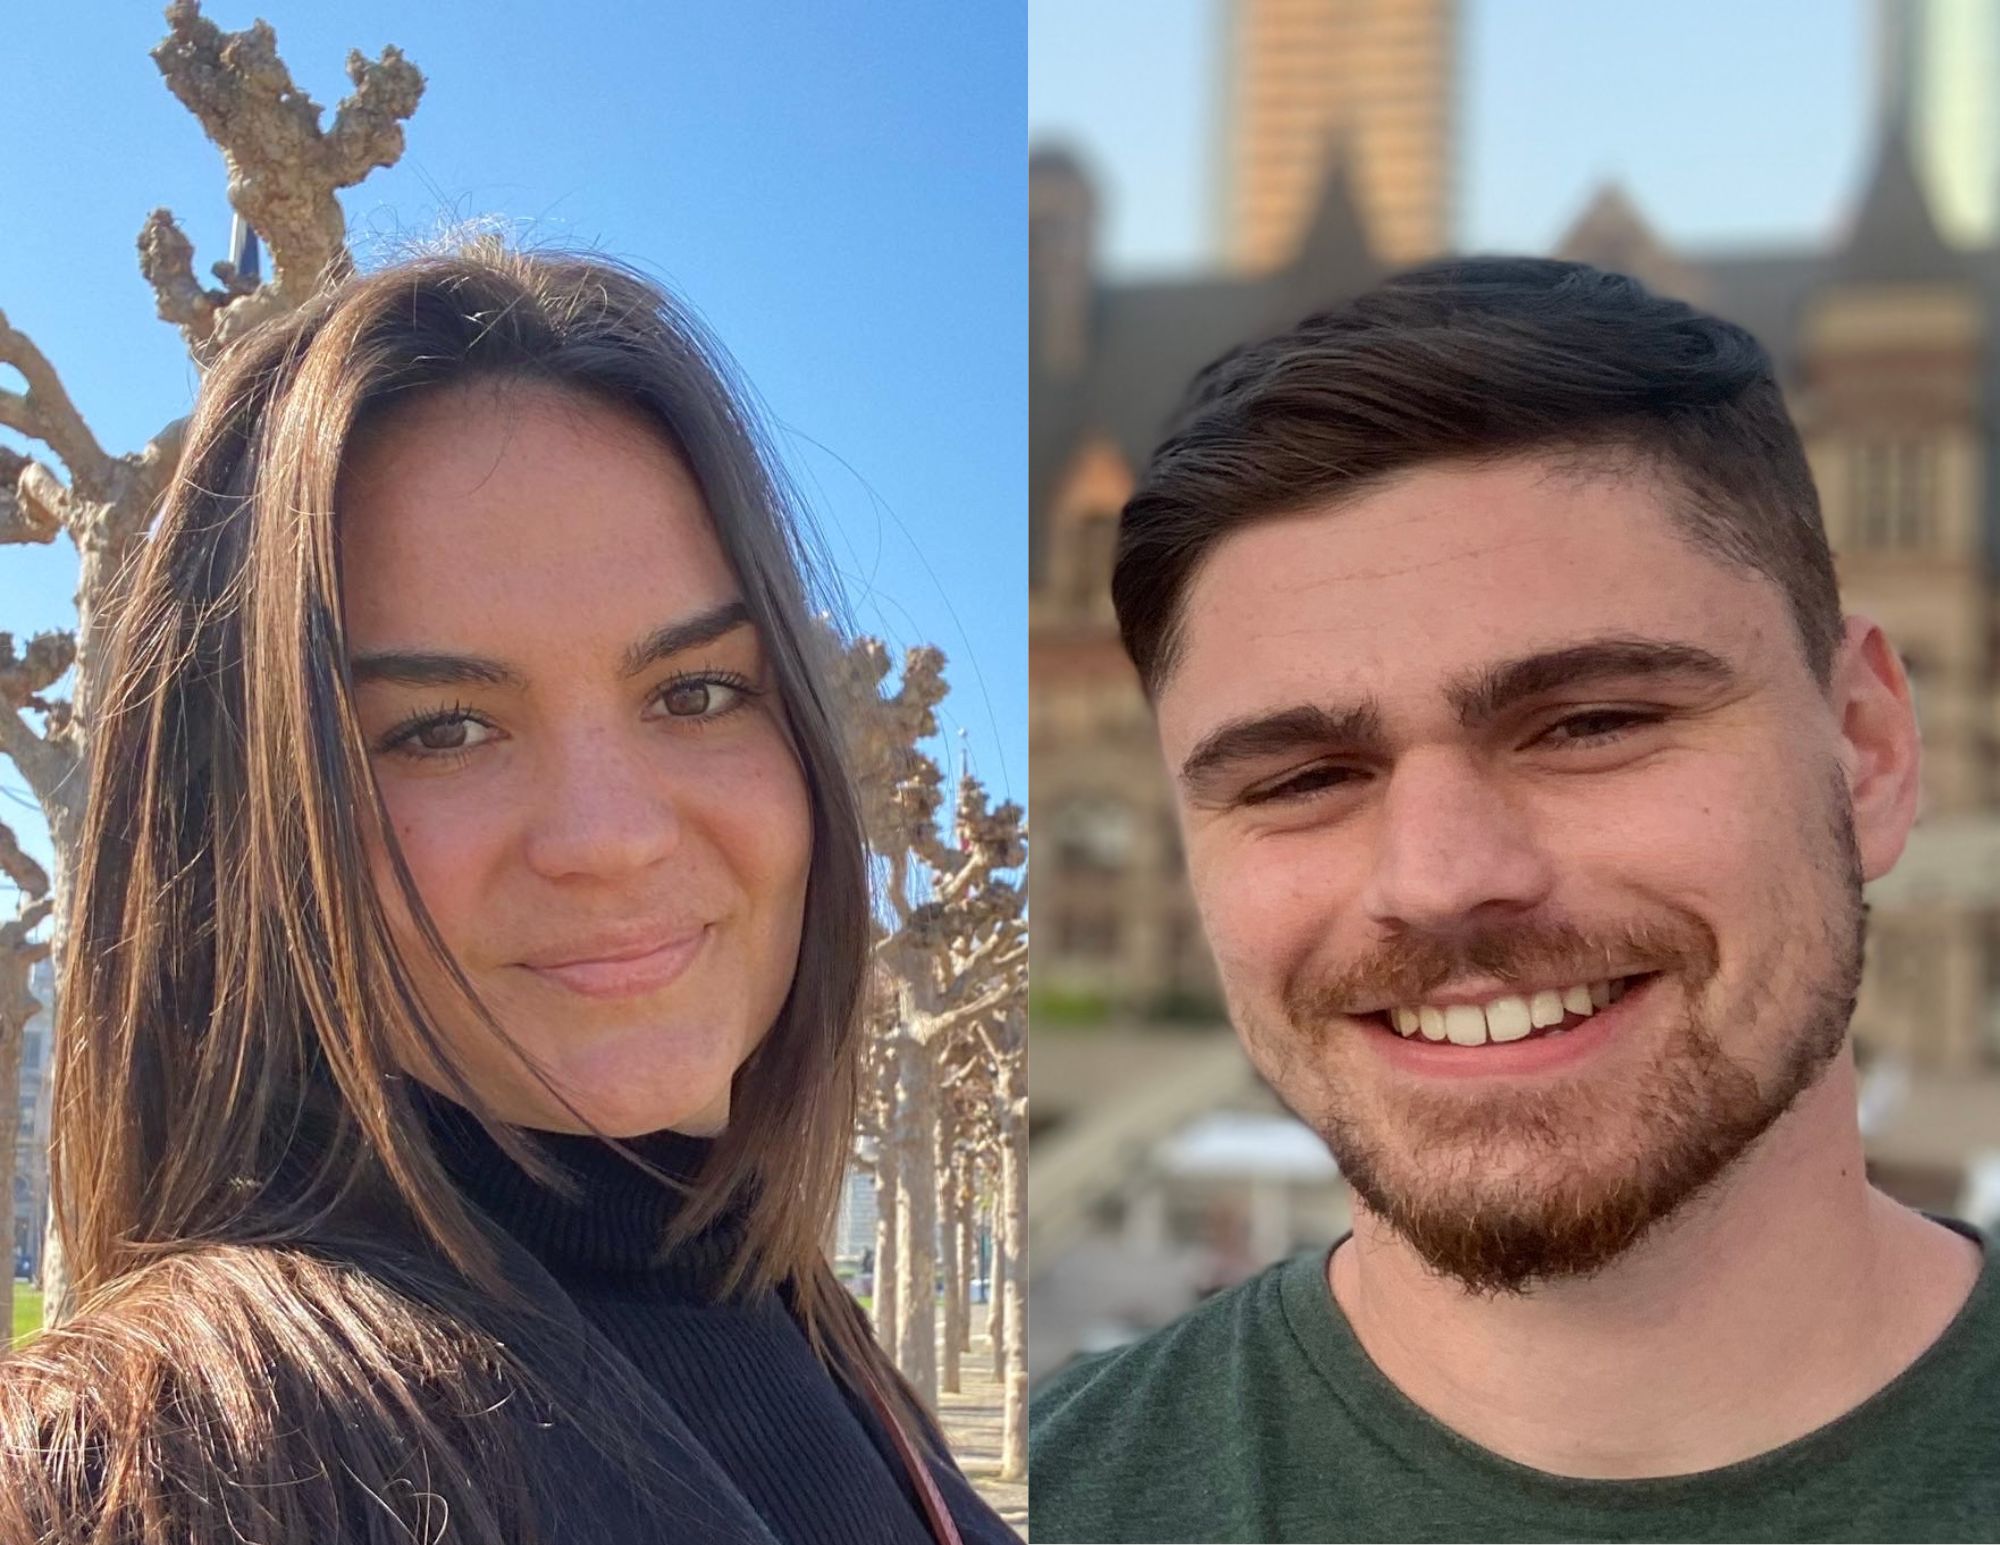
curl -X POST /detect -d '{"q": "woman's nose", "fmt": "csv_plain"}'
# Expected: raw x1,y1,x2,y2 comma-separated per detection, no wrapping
519,728,684,881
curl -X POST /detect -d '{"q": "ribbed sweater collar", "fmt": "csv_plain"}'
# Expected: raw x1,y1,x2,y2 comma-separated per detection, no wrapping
409,1080,753,1298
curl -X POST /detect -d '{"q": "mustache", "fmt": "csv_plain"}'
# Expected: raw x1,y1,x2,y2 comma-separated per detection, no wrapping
1283,913,1721,1022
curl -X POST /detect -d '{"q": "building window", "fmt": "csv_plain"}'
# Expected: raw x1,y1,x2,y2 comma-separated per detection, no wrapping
1056,908,1123,959
1848,440,1936,553
1053,793,1137,875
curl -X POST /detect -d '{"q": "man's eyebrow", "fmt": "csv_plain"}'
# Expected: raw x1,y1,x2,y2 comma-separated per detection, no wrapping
1446,637,1739,725
1176,638,1736,794
1179,703,1389,792
348,598,755,689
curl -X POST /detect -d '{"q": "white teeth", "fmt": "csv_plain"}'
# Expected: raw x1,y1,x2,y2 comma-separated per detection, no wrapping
1484,995,1533,1042
1390,979,1630,1045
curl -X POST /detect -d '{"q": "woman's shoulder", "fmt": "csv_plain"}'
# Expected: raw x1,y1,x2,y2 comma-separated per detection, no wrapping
0,1243,529,1543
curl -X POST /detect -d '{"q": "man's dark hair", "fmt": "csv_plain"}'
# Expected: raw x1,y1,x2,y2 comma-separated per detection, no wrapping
1112,256,1841,694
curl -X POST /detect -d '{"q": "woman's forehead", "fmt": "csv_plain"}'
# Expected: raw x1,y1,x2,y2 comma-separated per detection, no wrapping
339,379,740,656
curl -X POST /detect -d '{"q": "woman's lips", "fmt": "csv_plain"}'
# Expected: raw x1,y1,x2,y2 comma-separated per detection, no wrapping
522,928,708,1000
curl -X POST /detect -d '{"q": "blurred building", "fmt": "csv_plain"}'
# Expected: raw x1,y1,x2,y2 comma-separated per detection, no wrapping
1220,0,1455,270
832,1164,878,1268
14,958,53,1279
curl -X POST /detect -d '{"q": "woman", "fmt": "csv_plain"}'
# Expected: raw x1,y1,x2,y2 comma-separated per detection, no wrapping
0,245,1017,1545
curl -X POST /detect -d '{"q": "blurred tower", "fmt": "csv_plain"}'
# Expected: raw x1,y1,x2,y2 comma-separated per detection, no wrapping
1880,0,2000,248
1219,0,1455,271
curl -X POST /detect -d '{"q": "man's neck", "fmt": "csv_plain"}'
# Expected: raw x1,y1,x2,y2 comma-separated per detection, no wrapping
1329,1056,1983,1479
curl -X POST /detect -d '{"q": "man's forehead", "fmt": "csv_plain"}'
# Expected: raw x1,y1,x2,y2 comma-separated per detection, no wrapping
1160,458,1787,726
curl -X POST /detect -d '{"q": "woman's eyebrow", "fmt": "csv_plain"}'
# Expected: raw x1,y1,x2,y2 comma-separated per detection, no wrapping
348,598,754,688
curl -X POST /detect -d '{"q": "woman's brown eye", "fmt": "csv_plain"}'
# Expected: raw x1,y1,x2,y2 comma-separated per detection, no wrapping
663,682,714,717
416,721,471,751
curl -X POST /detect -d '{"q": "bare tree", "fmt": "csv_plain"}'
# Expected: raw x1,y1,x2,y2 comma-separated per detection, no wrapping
825,630,1027,1410
2,1,421,1325
877,775,1025,1407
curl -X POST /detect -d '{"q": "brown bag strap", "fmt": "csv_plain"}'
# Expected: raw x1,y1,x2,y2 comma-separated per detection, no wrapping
854,1359,966,1545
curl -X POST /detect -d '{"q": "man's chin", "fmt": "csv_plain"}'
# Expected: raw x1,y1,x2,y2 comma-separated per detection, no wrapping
1346,1165,1687,1295
1328,1113,1693,1294
1306,1024,1791,1294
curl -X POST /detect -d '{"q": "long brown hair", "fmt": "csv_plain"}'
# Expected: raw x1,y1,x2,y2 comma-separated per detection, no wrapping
0,245,903,1542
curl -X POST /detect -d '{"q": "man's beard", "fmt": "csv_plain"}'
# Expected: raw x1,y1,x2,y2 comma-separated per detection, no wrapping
1255,787,1867,1296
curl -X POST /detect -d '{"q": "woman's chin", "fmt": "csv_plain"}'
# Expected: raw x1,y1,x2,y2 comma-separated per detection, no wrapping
540,1053,736,1138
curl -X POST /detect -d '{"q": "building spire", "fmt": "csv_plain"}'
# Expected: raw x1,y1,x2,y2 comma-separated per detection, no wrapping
1554,182,1703,303
1830,105,1958,285
1286,135,1378,289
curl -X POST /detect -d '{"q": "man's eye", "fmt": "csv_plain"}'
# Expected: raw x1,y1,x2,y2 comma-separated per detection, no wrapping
1540,709,1661,746
1243,764,1359,805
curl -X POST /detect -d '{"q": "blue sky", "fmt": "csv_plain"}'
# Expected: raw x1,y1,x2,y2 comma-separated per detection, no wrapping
1031,0,1873,273
0,1,1025,885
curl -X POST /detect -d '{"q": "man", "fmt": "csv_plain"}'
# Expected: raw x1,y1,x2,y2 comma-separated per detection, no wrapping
1028,259,2000,1543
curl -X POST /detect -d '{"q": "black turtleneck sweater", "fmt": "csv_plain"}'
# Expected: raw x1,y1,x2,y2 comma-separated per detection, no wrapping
415,1088,1017,1545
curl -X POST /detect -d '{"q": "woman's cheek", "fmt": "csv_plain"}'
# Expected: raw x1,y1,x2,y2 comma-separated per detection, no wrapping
375,780,500,948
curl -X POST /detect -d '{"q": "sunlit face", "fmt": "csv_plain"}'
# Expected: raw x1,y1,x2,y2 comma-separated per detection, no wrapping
1156,455,1915,1291
339,379,812,1138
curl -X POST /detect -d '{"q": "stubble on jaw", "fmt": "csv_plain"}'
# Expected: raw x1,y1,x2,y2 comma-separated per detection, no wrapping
1239,783,1867,1295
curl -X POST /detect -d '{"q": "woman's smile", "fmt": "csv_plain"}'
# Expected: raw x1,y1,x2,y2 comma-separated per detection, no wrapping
520,925,710,999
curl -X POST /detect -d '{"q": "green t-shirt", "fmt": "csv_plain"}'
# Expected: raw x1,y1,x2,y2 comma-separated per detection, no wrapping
1029,1222,2000,1543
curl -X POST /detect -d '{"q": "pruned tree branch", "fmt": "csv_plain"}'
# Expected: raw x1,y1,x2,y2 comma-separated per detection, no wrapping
0,310,118,499
0,631,78,701
0,448,62,547
137,208,227,350
116,415,191,547
0,818,50,901
152,1,425,306
10,459,70,544
0,696,75,815
0,632,81,808
0,897,53,963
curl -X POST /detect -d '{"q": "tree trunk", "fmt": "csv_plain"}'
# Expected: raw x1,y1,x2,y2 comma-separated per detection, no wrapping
0,994,21,1341
959,1161,978,1356
997,1045,1027,1480
939,1119,962,1395
986,1188,1004,1347
889,1028,939,1406
872,1139,899,1345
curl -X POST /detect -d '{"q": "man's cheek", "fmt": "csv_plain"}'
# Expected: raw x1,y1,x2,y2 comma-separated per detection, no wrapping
1194,846,1321,996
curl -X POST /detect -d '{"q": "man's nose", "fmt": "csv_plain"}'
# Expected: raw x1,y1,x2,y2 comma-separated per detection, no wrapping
1356,748,1555,933
520,728,684,881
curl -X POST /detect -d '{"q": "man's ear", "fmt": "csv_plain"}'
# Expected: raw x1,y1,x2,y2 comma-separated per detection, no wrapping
1829,614,1922,883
